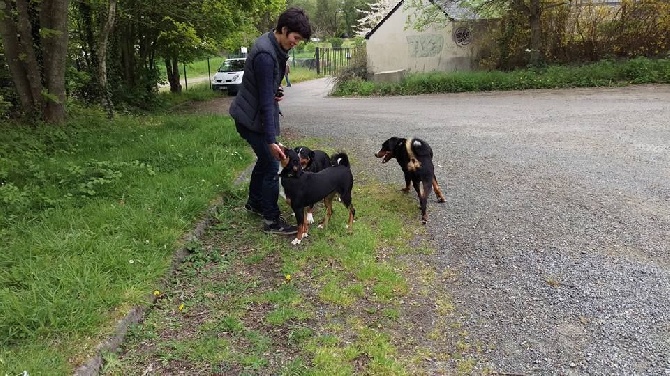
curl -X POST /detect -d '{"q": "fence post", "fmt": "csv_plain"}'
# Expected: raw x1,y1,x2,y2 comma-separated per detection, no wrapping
315,47,321,75
183,64,188,90
207,57,211,90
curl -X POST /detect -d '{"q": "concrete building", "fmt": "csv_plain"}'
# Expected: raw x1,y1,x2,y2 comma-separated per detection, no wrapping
364,0,490,82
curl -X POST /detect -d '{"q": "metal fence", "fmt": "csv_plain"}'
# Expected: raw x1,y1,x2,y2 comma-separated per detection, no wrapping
315,47,354,76
293,47,354,76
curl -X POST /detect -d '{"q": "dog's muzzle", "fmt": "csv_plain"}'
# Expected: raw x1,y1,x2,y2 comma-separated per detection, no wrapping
375,151,391,163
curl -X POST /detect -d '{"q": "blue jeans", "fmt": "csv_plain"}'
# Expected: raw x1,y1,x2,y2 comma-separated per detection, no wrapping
235,121,281,221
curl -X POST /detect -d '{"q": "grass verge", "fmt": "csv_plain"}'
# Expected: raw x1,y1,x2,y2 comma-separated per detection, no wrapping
99,156,475,375
332,57,670,96
0,111,253,374
2,110,476,375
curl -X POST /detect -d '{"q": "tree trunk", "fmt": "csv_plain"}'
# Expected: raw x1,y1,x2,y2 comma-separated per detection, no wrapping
98,0,117,119
0,1,32,113
79,1,97,75
511,0,543,66
166,57,182,93
528,0,543,66
0,0,69,124
40,0,69,124
0,0,44,120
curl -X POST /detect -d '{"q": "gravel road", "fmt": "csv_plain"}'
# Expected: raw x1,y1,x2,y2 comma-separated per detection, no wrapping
279,79,670,375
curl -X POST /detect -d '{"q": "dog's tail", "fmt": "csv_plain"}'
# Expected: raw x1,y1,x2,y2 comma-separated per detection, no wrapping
330,152,350,168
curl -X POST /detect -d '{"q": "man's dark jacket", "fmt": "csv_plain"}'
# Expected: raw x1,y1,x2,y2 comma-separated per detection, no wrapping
229,32,288,144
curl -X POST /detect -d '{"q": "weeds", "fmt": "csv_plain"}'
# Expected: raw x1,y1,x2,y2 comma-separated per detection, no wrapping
332,57,670,96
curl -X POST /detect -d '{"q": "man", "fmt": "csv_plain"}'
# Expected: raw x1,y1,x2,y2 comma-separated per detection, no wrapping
284,62,292,87
229,7,312,234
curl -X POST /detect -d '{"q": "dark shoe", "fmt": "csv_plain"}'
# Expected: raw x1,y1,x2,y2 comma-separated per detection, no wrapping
263,217,297,235
245,203,262,216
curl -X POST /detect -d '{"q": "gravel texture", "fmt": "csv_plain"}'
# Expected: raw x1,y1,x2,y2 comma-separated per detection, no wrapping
279,79,670,375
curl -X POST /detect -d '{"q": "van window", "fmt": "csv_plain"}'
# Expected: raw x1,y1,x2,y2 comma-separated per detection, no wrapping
219,59,245,72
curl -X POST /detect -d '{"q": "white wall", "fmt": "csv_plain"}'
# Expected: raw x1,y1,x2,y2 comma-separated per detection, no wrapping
366,1,478,75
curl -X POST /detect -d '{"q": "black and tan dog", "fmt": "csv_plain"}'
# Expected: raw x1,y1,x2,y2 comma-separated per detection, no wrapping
280,147,355,245
293,146,331,224
294,146,331,172
374,137,446,224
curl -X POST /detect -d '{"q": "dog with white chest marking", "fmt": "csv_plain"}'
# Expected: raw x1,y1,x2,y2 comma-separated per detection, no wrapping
280,147,355,245
293,146,331,224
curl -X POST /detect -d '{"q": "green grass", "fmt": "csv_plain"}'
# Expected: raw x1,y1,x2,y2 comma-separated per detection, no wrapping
287,65,321,83
97,164,437,375
164,56,321,87
0,109,254,374
163,57,228,80
332,56,670,96
2,105,463,374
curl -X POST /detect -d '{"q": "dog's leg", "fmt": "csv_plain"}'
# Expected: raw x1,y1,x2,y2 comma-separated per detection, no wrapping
346,205,355,232
339,189,355,232
419,180,432,224
402,171,412,193
318,193,335,229
306,205,315,224
302,207,311,237
433,175,446,203
292,206,307,245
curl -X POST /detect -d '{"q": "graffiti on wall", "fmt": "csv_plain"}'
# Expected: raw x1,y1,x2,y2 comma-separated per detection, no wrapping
406,35,444,57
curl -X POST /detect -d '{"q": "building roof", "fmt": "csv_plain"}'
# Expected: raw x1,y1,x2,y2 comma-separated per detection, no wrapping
365,0,479,40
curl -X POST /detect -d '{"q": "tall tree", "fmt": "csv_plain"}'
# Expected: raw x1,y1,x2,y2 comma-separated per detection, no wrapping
0,0,70,123
341,0,368,37
152,0,279,93
97,0,117,118
314,0,339,36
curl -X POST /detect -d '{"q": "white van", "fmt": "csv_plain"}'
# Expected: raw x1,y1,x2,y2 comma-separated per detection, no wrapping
211,57,246,95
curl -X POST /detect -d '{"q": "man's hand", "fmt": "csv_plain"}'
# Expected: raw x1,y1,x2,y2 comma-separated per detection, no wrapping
269,143,286,161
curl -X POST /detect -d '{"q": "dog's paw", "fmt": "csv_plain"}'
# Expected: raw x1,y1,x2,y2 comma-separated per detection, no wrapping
306,213,314,224
291,238,302,245
317,224,324,229
437,198,446,203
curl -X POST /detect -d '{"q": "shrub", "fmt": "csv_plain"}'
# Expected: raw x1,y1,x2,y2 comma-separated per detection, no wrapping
331,46,368,90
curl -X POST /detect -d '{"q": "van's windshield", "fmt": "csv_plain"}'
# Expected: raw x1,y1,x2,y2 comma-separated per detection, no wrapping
219,59,245,72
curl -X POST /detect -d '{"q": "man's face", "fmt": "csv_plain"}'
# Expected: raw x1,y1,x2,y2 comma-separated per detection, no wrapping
278,28,304,51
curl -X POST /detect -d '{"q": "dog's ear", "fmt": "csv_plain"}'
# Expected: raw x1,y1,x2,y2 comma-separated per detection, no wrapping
393,138,407,152
384,137,401,151
279,146,292,168
308,150,315,160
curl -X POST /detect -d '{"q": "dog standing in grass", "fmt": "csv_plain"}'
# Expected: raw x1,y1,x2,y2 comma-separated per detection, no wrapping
375,137,446,224
280,147,355,245
293,146,331,224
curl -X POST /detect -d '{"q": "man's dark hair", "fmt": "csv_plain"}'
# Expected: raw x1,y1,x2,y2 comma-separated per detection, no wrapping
276,7,312,40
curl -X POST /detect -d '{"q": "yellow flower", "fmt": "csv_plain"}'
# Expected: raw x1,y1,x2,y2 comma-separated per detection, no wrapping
153,290,160,297
179,303,185,311
285,274,292,282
